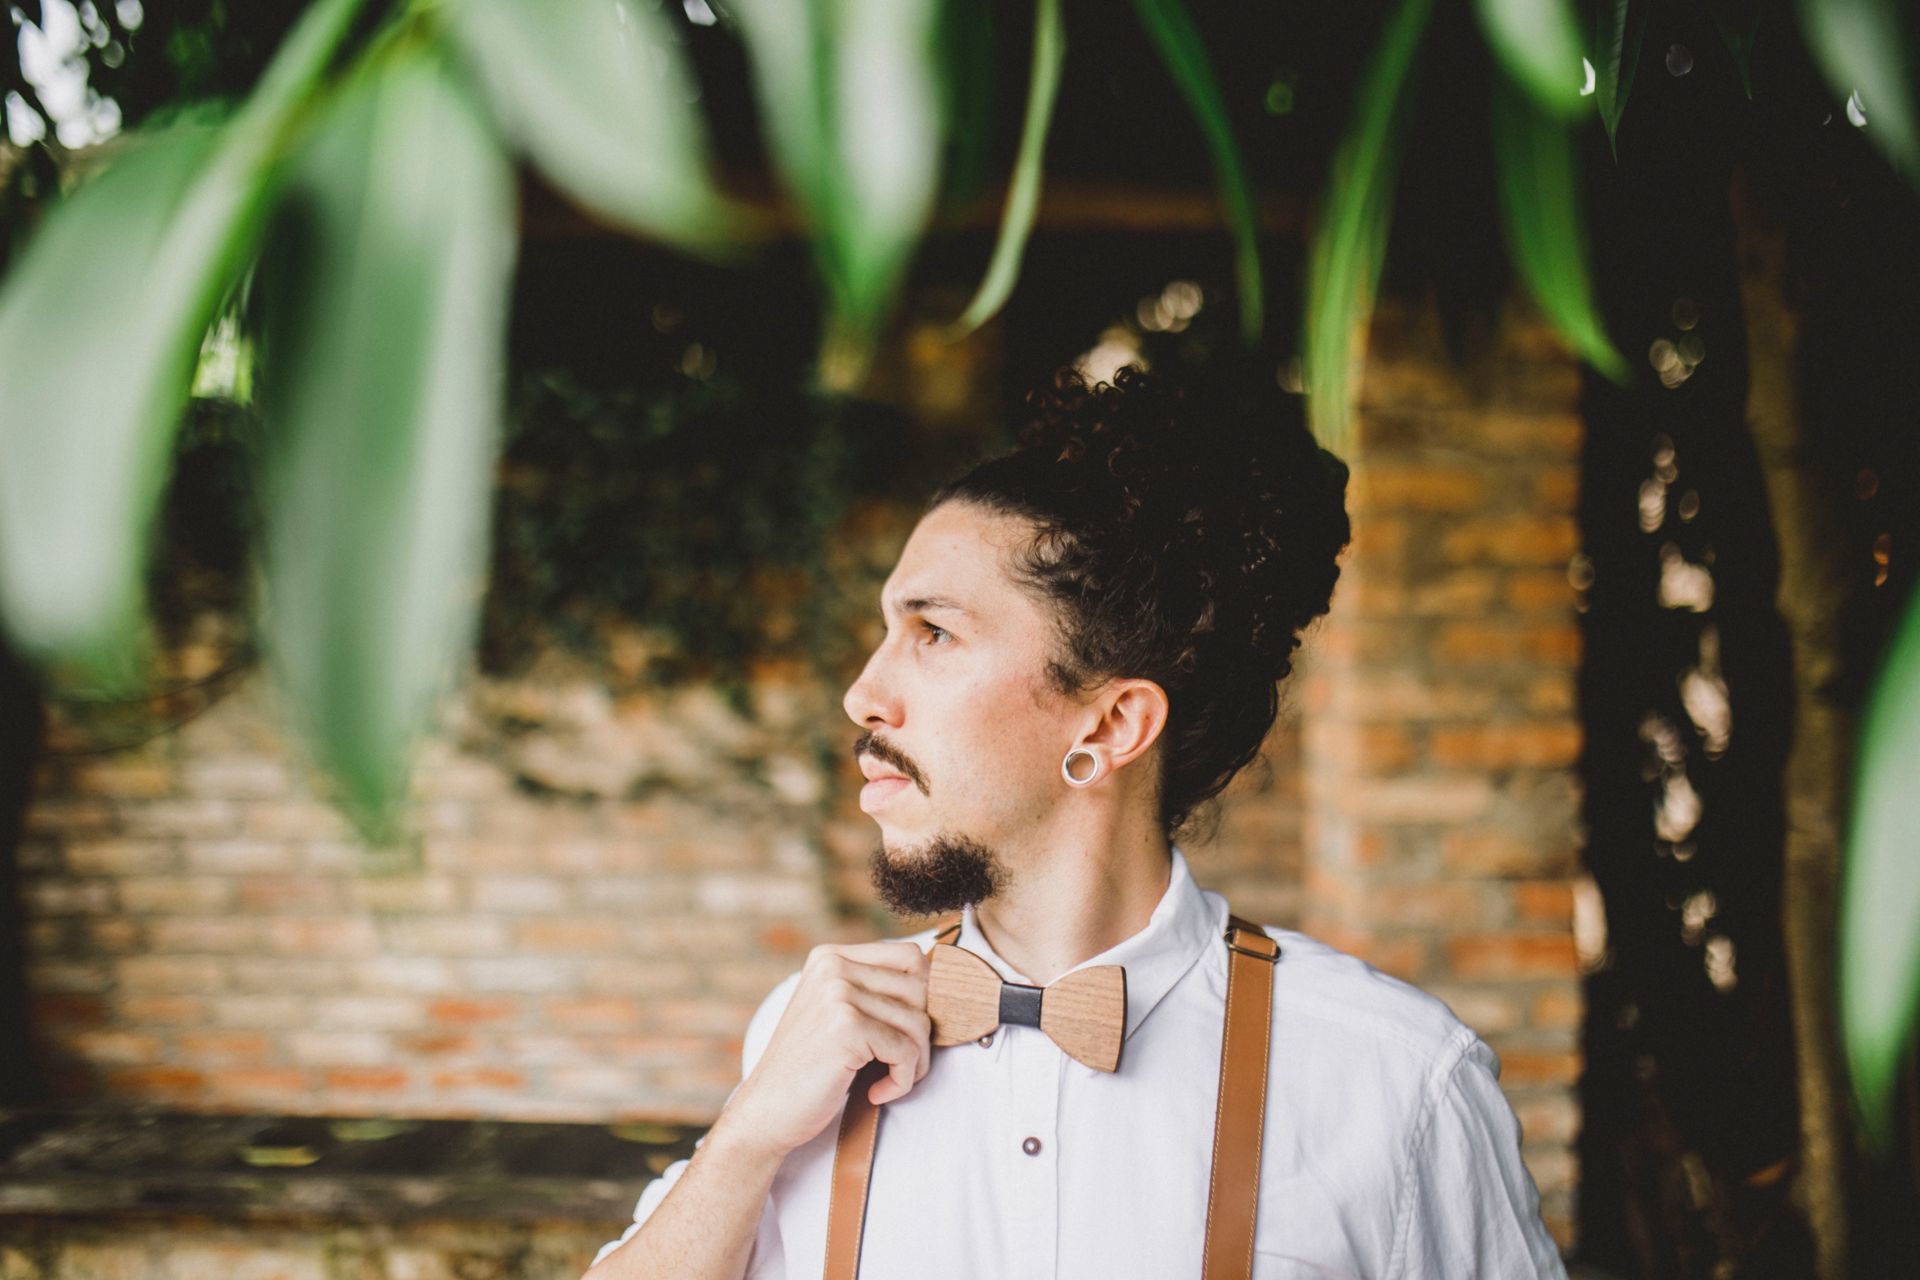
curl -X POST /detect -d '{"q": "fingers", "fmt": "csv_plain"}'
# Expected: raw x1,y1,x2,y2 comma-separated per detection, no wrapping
804,945,929,1011
815,940,932,975
843,983,931,1098
797,940,938,1106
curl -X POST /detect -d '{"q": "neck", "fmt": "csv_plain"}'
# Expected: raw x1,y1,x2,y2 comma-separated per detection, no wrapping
971,820,1173,986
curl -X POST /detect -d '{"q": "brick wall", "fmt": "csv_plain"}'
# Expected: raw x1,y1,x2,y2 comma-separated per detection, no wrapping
9,292,1586,1250
1297,297,1590,1247
13,542,1307,1127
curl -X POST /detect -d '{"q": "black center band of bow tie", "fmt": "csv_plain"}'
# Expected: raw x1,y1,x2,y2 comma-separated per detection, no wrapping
998,981,1045,1029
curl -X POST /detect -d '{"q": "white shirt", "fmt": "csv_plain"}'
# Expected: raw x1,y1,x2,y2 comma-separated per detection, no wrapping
595,845,1568,1278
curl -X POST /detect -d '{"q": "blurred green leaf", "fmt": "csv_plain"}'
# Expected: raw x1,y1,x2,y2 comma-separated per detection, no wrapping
1126,0,1263,345
1303,0,1433,454
945,0,1064,340
1795,0,1920,181
934,0,997,211
1476,0,1588,117
443,0,755,258
252,40,518,847
1592,0,1648,158
1709,1,1763,101
0,0,368,691
725,0,946,388
1490,69,1629,382
1840,585,1920,1147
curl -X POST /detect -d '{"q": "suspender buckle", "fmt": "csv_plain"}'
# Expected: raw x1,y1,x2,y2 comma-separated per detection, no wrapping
1223,924,1280,963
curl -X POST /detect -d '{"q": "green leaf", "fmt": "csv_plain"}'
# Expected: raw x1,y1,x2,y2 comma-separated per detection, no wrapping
1126,0,1263,346
1841,585,1920,1146
0,0,370,690
1794,0,1920,181
725,0,947,388
252,42,518,847
1490,68,1629,382
443,0,753,257
1476,0,1589,117
1709,0,1763,101
945,0,1064,339
1303,0,1434,454
1592,0,1649,158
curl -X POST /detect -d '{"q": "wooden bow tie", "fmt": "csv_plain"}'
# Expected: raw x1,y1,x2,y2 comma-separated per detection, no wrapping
925,942,1128,1072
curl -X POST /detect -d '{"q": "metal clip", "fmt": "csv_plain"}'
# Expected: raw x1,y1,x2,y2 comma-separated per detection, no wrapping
1223,925,1280,963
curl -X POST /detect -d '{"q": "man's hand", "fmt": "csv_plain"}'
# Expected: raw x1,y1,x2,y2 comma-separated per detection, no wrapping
712,940,934,1161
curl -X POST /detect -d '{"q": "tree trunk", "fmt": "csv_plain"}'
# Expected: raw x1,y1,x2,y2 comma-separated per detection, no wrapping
1732,182,1855,1280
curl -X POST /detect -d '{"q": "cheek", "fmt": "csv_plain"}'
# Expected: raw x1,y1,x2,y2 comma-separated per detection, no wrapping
935,673,1056,795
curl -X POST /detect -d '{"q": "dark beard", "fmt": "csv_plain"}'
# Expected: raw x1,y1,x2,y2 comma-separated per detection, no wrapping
868,832,1008,917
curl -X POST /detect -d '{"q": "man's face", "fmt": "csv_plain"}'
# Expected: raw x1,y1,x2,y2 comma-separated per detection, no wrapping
842,500,1074,916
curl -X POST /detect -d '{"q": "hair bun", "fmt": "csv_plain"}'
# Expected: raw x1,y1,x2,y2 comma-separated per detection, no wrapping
1017,364,1352,683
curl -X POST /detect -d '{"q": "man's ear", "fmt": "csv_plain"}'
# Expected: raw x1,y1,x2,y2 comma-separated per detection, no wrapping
1078,678,1169,774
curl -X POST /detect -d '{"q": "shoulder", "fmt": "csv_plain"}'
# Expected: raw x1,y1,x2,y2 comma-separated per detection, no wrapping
1211,912,1483,1119
739,918,956,1076
1256,921,1476,1068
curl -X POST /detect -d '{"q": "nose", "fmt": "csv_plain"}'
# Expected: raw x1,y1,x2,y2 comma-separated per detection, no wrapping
842,639,901,730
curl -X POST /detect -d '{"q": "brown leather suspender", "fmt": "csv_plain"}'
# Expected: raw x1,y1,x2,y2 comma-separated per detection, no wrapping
1204,914,1280,1278
822,911,1279,1279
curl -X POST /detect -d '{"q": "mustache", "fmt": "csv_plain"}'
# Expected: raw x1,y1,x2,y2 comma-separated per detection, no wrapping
853,731,928,794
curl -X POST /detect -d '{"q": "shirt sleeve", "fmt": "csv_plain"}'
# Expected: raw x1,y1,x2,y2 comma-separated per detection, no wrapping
591,970,805,1277
1386,1032,1568,1280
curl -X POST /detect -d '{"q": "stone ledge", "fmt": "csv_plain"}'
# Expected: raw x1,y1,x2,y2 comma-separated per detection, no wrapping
0,1108,704,1224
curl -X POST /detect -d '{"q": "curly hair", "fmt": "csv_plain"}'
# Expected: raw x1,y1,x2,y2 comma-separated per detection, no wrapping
926,363,1352,842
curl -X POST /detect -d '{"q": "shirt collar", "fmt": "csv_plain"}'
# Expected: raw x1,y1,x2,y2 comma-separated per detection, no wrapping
952,843,1222,1044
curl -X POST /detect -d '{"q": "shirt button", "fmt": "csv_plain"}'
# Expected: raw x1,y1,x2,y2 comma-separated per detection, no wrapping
977,1032,995,1048
1021,1136,1042,1156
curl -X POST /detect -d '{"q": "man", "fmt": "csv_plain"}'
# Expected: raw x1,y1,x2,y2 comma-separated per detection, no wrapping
585,367,1566,1278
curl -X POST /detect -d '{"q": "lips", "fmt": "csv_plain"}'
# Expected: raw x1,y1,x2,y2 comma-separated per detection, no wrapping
859,757,909,785
860,774,910,804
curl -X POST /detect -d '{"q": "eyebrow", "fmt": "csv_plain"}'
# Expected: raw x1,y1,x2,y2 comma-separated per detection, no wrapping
880,594,975,622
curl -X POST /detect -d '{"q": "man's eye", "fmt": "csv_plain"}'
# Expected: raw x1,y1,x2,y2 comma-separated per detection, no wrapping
921,622,951,645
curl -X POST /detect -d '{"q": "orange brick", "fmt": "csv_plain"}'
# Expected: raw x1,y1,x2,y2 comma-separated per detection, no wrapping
514,918,624,952
1523,675,1574,714
30,992,105,1026
1353,464,1488,514
1513,1096,1580,1144
326,1067,412,1092
1476,411,1582,455
63,1030,164,1064
1303,722,1417,773
547,996,642,1031
759,923,810,955
1496,1049,1582,1085
116,996,209,1025
1429,722,1581,770
1362,882,1492,929
395,1031,477,1058
71,761,174,798
1506,568,1578,611
207,1068,314,1097
1532,465,1580,510
1408,569,1500,615
1442,830,1573,878
104,1066,206,1096
1530,987,1584,1029
428,997,520,1026
432,1067,526,1092
1438,516,1578,566
1336,776,1494,824
1349,516,1408,562
179,1030,272,1061
1447,933,1579,980
1513,880,1576,924
1433,621,1582,665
